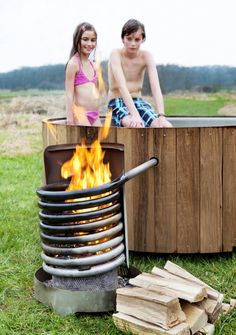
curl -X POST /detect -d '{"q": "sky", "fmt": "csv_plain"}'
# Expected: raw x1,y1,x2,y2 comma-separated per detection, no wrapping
1,0,236,73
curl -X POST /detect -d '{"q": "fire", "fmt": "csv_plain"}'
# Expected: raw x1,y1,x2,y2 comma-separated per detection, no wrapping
61,114,113,251
61,112,112,192
95,56,106,97
60,62,114,253
44,119,59,143
61,139,111,191
73,105,87,125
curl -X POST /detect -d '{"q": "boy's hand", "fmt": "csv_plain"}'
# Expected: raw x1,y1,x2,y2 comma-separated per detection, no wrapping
128,114,144,128
158,115,173,128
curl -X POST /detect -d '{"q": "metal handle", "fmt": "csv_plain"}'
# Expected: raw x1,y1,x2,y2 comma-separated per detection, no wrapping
122,157,159,182
37,157,159,200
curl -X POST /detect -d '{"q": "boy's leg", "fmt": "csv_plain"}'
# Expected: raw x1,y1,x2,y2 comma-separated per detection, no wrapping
134,98,158,127
108,98,130,127
121,115,133,127
134,99,173,128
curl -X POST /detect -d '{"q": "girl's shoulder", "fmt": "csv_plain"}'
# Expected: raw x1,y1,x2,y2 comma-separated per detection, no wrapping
69,54,80,65
67,55,79,72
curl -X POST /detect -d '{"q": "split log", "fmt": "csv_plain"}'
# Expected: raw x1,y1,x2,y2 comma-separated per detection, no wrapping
129,273,207,303
180,301,208,334
222,303,231,315
113,312,191,335
195,297,221,322
152,267,210,297
221,299,236,315
151,266,223,323
230,298,236,310
195,323,215,335
208,302,222,324
116,286,185,329
164,261,221,301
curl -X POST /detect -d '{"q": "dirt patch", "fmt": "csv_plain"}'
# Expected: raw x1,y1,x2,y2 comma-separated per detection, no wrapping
218,104,236,116
0,92,110,155
165,91,217,100
0,94,65,155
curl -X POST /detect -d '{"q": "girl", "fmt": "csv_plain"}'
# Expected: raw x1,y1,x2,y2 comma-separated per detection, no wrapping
65,22,101,126
107,19,172,128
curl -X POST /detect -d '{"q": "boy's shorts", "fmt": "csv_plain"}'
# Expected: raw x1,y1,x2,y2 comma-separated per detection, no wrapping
107,97,158,127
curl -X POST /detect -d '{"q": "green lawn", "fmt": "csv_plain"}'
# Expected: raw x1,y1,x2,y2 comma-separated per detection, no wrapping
0,89,236,333
164,96,226,116
0,154,235,334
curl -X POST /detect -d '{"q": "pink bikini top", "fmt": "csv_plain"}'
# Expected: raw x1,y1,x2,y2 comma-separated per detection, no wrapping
74,56,97,86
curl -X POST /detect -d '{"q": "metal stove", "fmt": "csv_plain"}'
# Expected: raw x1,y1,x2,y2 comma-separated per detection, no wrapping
34,143,158,315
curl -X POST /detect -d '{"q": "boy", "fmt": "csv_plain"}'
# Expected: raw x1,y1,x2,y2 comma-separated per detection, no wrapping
108,19,172,128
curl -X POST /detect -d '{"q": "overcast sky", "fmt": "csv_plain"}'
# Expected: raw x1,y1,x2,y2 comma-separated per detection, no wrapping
1,0,236,73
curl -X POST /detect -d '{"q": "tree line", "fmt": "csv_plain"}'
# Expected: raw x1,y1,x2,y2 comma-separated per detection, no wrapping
0,62,236,93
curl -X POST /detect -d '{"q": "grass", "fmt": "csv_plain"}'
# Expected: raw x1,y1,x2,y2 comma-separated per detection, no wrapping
164,96,226,116
0,154,235,334
164,91,236,116
0,90,236,334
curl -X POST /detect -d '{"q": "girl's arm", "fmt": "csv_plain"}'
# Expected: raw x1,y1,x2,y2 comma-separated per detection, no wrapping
65,61,77,125
109,50,144,126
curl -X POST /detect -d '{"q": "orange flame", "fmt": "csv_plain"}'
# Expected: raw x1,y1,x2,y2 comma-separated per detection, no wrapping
61,113,114,252
95,53,106,96
61,113,112,191
61,139,111,191
98,110,112,141
73,105,86,124
44,119,59,143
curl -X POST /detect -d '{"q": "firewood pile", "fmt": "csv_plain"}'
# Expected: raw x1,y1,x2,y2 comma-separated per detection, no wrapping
113,261,236,335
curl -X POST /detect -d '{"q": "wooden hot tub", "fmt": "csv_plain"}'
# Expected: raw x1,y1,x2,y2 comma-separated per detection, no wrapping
42,117,236,253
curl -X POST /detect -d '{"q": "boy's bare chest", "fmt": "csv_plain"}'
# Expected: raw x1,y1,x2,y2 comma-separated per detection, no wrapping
121,58,145,79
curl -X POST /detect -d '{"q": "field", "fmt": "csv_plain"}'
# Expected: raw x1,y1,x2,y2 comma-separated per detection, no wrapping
1,89,236,155
0,90,236,334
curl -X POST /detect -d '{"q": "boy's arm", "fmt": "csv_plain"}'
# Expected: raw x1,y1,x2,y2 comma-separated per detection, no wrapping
109,50,144,127
145,51,165,115
145,51,172,127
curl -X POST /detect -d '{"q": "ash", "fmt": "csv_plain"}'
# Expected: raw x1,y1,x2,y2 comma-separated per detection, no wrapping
117,276,130,288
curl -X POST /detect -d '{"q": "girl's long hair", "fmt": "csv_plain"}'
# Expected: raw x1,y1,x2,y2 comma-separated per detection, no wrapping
69,22,97,59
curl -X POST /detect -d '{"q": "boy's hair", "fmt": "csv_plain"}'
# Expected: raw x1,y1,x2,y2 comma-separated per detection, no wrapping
69,22,97,58
121,19,146,41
